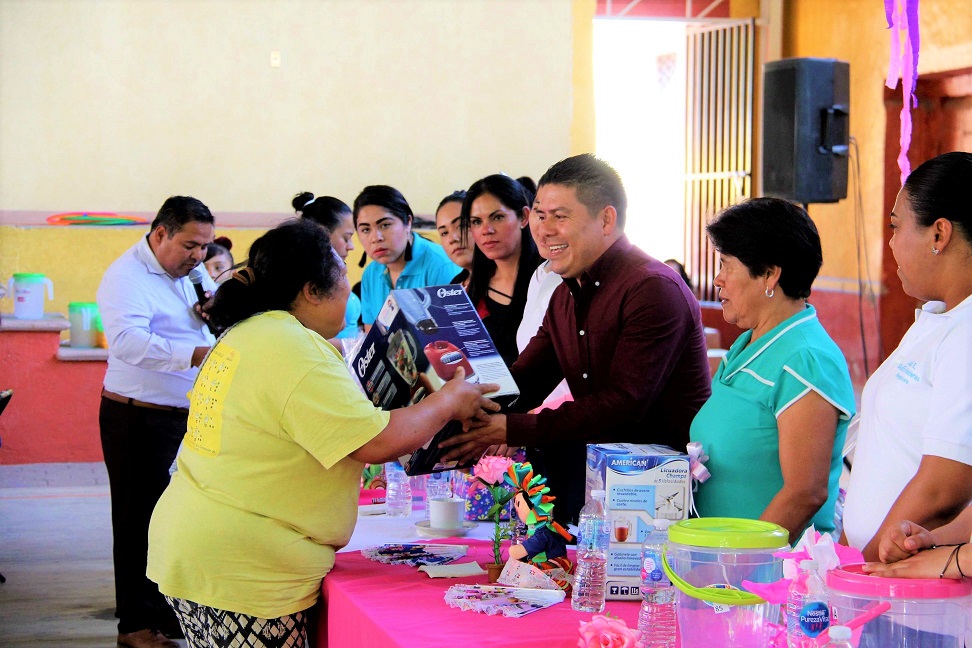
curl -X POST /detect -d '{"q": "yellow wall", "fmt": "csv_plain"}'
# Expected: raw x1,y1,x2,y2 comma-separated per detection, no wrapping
783,0,972,287
0,227,269,319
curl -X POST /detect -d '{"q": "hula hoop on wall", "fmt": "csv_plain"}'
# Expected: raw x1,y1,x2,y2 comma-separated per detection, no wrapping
46,212,149,226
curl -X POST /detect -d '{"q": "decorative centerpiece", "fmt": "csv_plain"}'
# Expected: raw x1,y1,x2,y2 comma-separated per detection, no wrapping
503,462,575,593
471,456,515,581
463,453,519,522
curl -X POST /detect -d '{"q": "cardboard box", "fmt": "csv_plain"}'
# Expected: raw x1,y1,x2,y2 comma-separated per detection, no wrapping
351,285,519,475
585,443,691,600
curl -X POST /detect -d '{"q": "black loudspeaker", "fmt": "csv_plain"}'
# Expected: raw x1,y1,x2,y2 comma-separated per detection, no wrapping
762,58,850,204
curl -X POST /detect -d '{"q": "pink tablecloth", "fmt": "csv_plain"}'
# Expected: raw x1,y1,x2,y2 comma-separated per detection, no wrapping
357,488,386,505
318,538,642,648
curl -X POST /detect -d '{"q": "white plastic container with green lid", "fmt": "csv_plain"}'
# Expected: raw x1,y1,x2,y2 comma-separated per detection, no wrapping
7,273,54,320
663,517,789,647
68,302,100,347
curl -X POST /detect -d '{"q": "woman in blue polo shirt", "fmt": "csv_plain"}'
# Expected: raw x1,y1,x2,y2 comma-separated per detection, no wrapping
690,198,855,541
353,185,460,330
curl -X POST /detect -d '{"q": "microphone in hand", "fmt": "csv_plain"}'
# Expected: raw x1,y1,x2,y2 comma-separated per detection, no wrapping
188,265,219,335
188,265,210,305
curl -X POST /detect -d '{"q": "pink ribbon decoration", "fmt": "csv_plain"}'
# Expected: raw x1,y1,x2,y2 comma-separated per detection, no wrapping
686,442,710,518
743,528,866,607
885,0,921,185
775,541,865,569
686,441,711,485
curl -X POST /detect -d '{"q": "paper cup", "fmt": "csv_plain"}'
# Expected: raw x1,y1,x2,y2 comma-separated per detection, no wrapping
429,497,464,530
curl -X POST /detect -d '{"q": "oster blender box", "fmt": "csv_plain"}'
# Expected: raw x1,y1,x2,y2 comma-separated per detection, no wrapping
351,285,519,475
585,443,691,600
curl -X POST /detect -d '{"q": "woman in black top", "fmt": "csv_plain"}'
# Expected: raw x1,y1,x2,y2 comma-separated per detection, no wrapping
460,174,542,366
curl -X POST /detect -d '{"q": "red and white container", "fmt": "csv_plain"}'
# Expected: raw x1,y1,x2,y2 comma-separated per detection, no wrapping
826,563,970,647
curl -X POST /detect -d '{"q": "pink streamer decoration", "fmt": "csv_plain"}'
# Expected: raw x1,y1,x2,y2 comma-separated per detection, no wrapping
885,4,901,87
885,0,921,185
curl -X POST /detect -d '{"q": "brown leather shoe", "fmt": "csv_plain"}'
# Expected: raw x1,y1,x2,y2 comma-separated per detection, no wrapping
117,628,180,648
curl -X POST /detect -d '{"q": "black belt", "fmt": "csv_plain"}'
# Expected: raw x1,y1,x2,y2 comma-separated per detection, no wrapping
101,389,189,414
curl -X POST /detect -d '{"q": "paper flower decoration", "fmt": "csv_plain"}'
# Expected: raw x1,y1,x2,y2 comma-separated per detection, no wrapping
577,614,644,648
474,455,514,486
472,455,516,565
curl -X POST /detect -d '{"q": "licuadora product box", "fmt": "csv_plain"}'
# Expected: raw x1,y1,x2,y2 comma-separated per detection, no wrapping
585,443,691,600
350,285,519,475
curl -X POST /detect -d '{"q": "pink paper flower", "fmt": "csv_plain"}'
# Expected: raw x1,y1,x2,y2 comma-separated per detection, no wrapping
473,455,513,486
577,614,644,648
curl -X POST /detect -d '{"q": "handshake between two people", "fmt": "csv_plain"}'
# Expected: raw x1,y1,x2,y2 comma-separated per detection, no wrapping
434,366,511,467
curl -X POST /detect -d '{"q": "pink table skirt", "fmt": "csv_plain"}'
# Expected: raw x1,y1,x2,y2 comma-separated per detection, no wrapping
318,538,642,648
357,488,386,505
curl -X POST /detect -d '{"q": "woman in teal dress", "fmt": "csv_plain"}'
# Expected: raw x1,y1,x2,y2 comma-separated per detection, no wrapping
690,198,855,541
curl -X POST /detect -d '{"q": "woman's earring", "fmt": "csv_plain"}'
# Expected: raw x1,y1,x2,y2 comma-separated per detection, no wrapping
764,287,775,298
932,247,940,255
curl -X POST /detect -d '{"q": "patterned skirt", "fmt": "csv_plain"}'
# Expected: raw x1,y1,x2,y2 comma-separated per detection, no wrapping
164,596,308,648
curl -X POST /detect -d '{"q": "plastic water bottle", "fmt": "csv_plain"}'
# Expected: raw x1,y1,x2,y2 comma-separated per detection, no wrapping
410,474,426,512
638,519,676,648
384,462,412,518
425,471,452,522
824,625,853,648
571,489,609,613
786,559,831,647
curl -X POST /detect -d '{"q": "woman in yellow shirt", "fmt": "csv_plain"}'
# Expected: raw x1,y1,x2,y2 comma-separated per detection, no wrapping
147,219,498,648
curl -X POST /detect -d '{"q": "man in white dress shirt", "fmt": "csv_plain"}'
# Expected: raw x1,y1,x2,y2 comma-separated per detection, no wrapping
97,196,216,648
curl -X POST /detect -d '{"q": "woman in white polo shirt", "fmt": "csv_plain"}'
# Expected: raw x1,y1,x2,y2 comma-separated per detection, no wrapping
843,152,972,561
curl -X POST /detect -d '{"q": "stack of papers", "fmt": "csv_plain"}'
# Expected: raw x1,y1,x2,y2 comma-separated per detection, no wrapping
361,543,468,567
418,562,486,578
444,584,565,617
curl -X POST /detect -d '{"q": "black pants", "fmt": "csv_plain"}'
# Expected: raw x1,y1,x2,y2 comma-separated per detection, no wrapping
99,397,186,634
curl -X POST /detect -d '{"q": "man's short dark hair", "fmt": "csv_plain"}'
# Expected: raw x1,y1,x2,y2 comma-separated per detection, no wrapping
537,154,627,230
150,196,214,234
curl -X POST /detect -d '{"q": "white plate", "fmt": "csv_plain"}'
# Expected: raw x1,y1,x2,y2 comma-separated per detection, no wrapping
415,520,476,537
358,503,385,516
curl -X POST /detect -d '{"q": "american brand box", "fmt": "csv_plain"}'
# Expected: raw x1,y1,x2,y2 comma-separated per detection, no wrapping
351,285,519,475
585,443,691,600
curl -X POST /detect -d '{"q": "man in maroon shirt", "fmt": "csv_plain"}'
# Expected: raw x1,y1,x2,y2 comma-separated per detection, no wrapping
444,154,711,524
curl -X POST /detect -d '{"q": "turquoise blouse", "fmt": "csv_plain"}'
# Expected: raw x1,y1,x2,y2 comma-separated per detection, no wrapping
360,234,460,325
689,305,855,534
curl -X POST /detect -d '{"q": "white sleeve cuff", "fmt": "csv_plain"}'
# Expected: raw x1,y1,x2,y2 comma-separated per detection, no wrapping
171,342,197,372
922,437,972,466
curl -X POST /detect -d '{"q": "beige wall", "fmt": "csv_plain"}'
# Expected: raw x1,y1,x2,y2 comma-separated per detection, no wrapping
0,0,580,219
783,0,972,286
0,0,595,317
